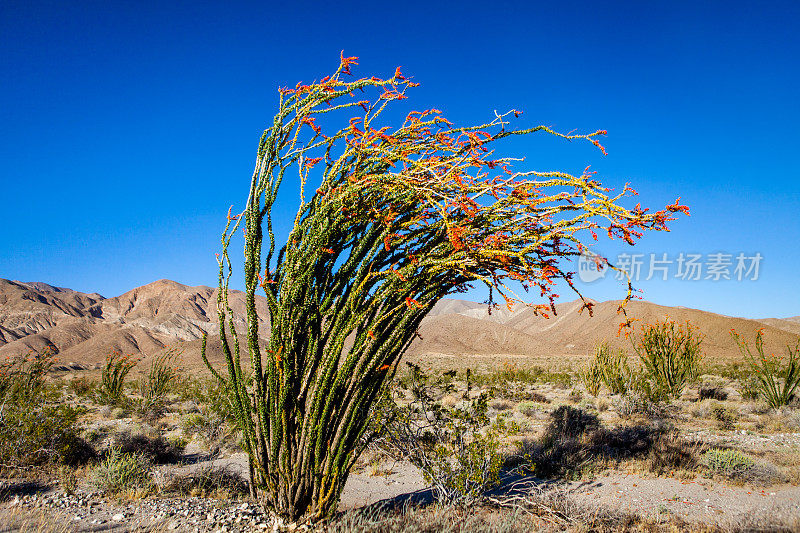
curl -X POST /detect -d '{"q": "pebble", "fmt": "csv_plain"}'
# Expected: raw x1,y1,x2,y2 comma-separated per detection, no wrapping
6,486,272,532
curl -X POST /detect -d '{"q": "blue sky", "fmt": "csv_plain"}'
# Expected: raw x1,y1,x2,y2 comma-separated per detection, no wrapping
1,1,798,318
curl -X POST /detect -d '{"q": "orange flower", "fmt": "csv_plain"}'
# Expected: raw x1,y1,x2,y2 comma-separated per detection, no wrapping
301,116,321,135
305,157,323,170
340,51,358,75
591,139,608,156
405,297,423,309
666,197,690,215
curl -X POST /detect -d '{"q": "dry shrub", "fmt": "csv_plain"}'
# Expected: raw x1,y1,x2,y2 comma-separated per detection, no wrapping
511,406,698,479
67,376,95,398
646,432,703,475
490,399,513,411
613,392,670,420
112,430,184,464
699,385,728,401
163,466,249,499
710,402,738,430
326,504,541,533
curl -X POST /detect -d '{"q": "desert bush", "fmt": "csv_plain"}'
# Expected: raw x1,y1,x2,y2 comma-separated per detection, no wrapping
578,361,602,397
701,448,783,485
777,407,800,430
489,399,512,411
733,330,800,408
583,343,633,396
178,379,237,454
699,384,728,401
57,465,80,495
0,351,93,471
515,401,543,417
165,466,250,499
580,344,636,399
646,431,701,476
545,405,600,439
567,389,583,403
91,447,152,495
739,376,762,401
709,402,738,430
514,406,683,479
630,320,703,399
112,430,184,464
595,397,610,412
597,345,632,395
136,347,183,419
68,376,95,398
480,364,572,390
97,351,137,405
612,392,669,420
369,364,506,505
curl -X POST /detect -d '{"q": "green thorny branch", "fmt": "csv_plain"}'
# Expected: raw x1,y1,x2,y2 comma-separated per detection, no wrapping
202,53,689,524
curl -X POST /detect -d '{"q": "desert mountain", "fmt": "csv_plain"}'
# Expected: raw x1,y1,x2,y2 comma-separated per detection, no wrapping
0,278,797,370
0,279,267,368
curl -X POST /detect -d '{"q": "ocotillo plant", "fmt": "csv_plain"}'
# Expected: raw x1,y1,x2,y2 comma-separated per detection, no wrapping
202,53,689,524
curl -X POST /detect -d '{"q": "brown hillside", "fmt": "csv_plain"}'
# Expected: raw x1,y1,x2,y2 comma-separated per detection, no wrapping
0,278,796,369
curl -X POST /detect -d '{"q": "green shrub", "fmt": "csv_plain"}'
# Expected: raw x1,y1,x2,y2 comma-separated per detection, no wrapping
91,447,152,495
370,364,506,505
136,347,183,419
578,363,602,397
516,401,542,417
0,351,93,471
631,320,703,399
701,447,784,485
97,351,137,405
733,330,800,408
595,343,632,394
702,448,753,479
477,364,572,389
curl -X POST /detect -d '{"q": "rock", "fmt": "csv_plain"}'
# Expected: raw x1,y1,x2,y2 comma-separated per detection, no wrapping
112,513,125,521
